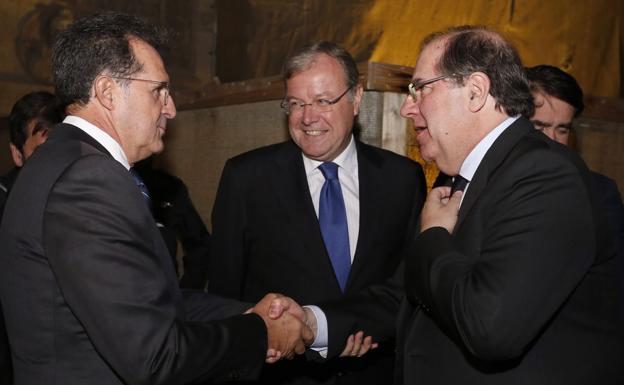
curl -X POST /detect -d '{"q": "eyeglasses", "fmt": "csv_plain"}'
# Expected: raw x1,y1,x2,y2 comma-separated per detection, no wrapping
280,87,352,115
111,76,171,106
407,74,454,101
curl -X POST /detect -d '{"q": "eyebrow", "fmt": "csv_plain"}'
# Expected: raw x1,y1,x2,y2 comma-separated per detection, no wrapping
531,119,550,126
531,119,573,129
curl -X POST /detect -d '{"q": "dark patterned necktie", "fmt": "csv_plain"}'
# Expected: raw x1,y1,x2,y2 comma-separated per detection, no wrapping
129,167,152,209
318,162,351,292
450,175,469,195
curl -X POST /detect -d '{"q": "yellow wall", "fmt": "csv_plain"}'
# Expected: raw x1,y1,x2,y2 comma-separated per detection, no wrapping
352,0,620,97
218,0,621,97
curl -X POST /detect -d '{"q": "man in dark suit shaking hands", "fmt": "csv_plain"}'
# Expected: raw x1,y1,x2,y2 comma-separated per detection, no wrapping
0,12,311,385
396,26,623,384
209,42,426,385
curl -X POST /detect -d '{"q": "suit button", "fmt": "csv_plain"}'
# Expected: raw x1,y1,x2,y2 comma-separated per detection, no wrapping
337,371,344,377
228,371,240,380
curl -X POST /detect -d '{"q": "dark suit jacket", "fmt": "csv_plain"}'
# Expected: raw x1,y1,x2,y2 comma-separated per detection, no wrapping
0,123,267,385
208,139,426,385
397,117,624,384
0,168,18,385
134,161,212,290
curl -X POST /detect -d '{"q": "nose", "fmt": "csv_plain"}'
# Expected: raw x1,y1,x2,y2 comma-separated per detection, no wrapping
301,104,319,125
163,96,177,119
400,94,419,119
541,126,555,141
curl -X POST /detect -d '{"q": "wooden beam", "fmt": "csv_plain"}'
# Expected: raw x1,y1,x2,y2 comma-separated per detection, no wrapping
176,61,412,111
584,96,624,123
175,65,624,124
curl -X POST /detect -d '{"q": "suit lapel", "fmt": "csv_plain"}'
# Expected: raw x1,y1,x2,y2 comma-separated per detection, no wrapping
270,141,341,290
456,117,534,230
347,142,383,286
51,123,112,157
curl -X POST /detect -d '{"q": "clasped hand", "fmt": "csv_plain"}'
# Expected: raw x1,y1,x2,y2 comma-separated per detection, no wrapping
252,294,378,364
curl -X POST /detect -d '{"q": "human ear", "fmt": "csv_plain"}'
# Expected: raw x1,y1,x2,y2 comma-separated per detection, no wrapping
93,75,116,110
352,84,364,116
467,72,490,112
9,143,24,167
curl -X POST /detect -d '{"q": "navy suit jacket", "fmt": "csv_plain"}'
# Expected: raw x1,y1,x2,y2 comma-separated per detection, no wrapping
0,123,267,385
397,117,624,384
209,139,426,385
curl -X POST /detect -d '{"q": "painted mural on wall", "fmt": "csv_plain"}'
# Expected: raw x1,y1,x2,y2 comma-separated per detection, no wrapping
0,0,216,117
15,2,74,84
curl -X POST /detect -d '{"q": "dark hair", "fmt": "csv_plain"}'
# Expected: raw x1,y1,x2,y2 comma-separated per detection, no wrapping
52,12,167,107
8,91,64,152
424,26,534,118
282,41,359,98
526,65,584,118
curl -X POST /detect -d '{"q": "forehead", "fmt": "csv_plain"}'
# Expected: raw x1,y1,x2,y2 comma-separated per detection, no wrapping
129,38,168,80
286,54,347,94
412,39,446,80
532,91,575,123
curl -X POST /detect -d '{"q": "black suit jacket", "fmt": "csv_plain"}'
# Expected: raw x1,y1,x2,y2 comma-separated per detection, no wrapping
209,139,426,385
0,123,267,385
0,168,18,385
398,117,624,384
134,161,212,290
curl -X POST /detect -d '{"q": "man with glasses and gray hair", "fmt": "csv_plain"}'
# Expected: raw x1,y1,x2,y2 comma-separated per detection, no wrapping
209,41,426,385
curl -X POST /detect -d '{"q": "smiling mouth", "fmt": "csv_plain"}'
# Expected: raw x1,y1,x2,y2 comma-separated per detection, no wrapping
303,129,325,136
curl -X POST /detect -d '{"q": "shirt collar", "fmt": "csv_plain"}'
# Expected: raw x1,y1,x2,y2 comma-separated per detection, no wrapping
459,115,519,181
302,135,357,176
63,115,130,170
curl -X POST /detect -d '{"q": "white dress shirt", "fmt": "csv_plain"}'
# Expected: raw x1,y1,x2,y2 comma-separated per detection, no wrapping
63,115,130,170
302,135,359,260
303,135,360,356
456,115,519,205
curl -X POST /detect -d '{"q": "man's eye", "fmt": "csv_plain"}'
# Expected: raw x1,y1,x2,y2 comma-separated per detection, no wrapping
316,99,332,107
289,100,302,108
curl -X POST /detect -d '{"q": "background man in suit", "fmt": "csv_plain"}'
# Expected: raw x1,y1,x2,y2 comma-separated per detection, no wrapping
0,91,63,385
0,91,63,219
395,25,623,384
208,41,426,385
133,157,212,290
526,64,624,259
0,12,311,385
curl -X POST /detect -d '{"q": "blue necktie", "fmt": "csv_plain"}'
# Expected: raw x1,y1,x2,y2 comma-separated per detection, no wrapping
318,162,351,292
129,167,152,209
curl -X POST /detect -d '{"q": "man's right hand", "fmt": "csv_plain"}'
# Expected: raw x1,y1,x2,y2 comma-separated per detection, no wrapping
251,293,314,362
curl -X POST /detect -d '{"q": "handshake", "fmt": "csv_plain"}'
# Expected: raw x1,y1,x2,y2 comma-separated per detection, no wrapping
249,293,377,363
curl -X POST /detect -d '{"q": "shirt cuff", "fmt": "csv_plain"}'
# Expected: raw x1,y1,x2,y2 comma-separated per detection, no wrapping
304,305,328,357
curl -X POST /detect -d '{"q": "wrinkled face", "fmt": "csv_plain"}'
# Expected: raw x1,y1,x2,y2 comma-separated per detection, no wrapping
115,38,177,164
400,40,468,174
10,118,51,167
531,90,574,146
285,53,362,162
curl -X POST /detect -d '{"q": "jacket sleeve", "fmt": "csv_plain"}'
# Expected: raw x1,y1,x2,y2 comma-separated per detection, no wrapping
406,148,596,361
43,155,266,385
